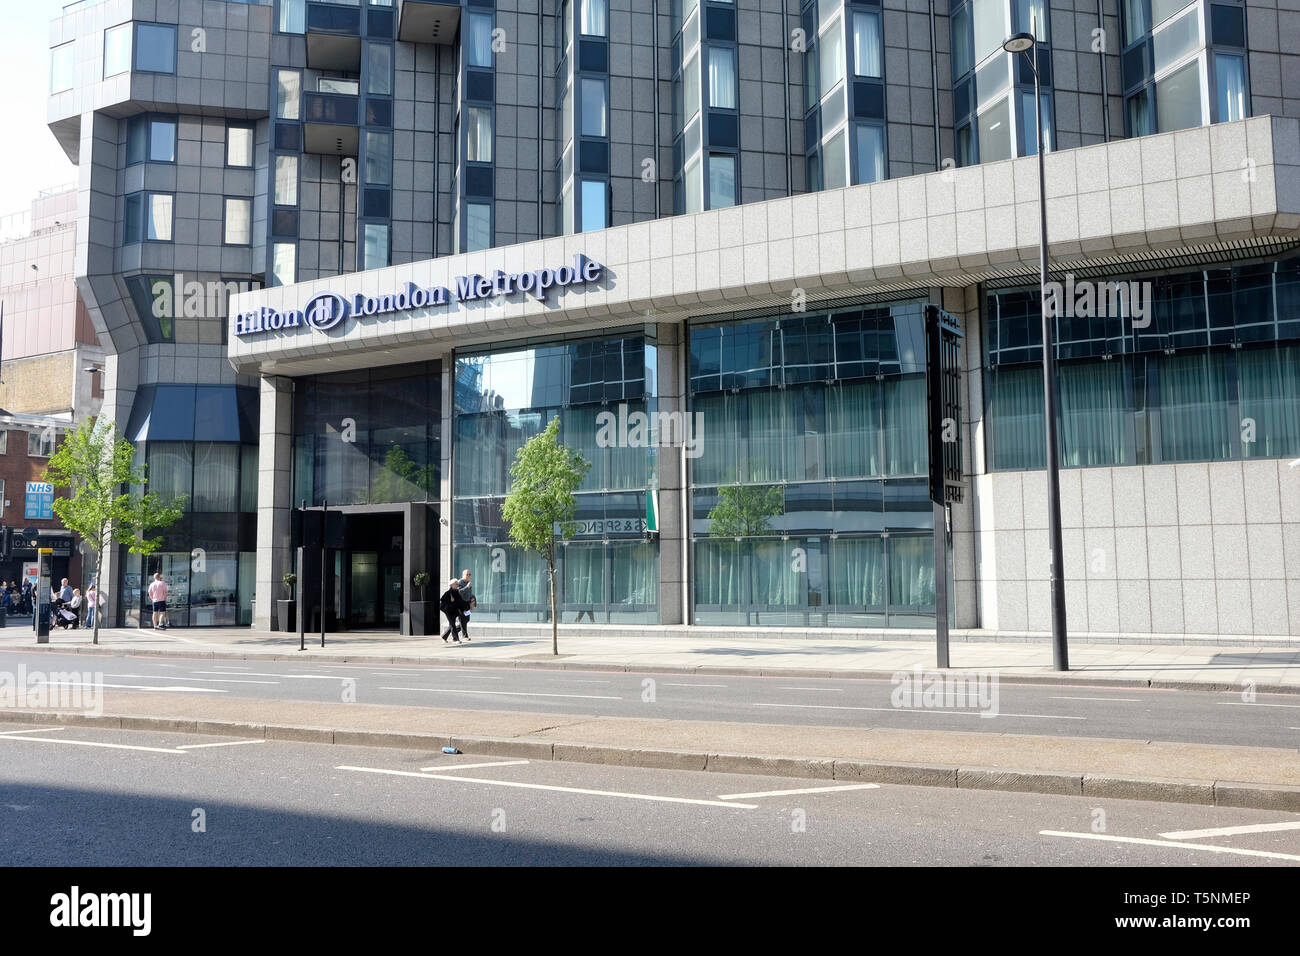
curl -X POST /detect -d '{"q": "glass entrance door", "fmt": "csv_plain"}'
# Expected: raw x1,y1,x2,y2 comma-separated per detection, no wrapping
349,552,379,627
382,564,402,626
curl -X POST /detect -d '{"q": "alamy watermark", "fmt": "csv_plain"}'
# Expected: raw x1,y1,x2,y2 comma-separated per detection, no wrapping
0,665,104,716
890,665,1000,717
1044,273,1153,329
595,403,705,459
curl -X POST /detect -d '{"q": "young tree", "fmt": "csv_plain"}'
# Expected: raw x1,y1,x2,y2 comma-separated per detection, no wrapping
501,417,591,655
44,418,185,645
707,484,783,537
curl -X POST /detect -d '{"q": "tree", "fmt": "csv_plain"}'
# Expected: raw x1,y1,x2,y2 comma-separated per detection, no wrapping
43,418,185,645
501,417,590,655
370,443,436,504
707,484,784,537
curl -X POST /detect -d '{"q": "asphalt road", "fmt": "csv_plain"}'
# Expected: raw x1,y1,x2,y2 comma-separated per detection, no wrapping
1,649,1296,748
0,723,1297,866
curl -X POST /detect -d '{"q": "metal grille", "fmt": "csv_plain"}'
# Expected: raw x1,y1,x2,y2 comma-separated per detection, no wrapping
925,303,965,505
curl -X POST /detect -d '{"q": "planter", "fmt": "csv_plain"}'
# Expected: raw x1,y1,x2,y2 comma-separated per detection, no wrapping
276,599,296,632
408,601,435,637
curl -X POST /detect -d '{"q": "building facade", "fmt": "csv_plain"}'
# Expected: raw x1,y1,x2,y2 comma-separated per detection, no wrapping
48,0,1300,638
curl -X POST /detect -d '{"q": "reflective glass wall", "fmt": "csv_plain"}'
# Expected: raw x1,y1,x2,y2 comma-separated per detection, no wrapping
453,333,659,624
292,361,442,506
119,385,259,627
688,304,938,627
984,256,1300,470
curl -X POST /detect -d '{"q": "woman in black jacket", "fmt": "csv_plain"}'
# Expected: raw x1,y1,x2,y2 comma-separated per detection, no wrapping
439,579,469,643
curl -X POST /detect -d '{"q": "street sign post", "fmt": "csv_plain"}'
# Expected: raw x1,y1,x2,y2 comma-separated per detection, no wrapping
35,547,53,643
925,304,966,669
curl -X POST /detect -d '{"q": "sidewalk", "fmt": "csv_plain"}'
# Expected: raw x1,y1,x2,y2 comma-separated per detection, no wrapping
5,623,1300,691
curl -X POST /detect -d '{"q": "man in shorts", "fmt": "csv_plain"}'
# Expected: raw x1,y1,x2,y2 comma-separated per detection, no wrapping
147,572,169,630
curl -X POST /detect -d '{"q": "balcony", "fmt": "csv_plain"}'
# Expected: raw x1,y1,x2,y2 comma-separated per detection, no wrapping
303,91,360,155
397,0,461,45
306,1,362,71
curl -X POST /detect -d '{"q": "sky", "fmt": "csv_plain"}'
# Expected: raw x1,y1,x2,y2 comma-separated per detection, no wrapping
0,1,79,219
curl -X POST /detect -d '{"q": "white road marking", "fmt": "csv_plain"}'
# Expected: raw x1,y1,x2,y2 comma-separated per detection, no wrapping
718,783,880,800
754,702,1083,720
65,681,226,694
336,765,758,808
106,673,279,685
1039,830,1300,862
1159,821,1300,841
779,687,844,692
1218,701,1300,709
0,727,66,736
379,687,621,701
552,679,611,684
418,760,532,773
0,735,184,754
1048,696,1142,703
175,739,267,750
190,671,343,680
663,683,727,688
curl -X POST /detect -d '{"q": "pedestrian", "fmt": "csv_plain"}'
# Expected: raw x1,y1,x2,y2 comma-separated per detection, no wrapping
59,578,73,604
85,583,105,630
147,572,169,630
70,588,83,628
458,568,476,637
439,578,468,644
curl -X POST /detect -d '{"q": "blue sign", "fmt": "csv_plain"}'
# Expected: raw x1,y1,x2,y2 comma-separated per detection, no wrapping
25,482,54,520
234,253,604,338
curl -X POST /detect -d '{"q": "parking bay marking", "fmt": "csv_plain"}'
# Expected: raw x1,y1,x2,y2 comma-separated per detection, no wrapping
337,765,759,808
1039,830,1300,862
718,783,881,800
419,760,532,773
0,735,185,754
380,687,622,701
1159,821,1300,841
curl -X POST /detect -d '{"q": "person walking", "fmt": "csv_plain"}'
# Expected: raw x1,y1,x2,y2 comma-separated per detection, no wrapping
457,569,476,638
147,572,169,630
58,578,73,604
85,584,101,630
438,578,468,644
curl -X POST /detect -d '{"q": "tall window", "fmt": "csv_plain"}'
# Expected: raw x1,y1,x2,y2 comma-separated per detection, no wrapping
855,124,886,184
1214,53,1246,122
276,70,301,119
580,180,607,232
580,78,608,137
708,46,737,109
852,11,882,78
468,12,494,67
363,223,389,269
708,154,736,209
466,107,493,163
104,23,131,77
126,115,176,165
226,125,254,167
465,203,491,252
274,155,298,206
271,243,296,287
365,130,392,185
134,23,176,74
51,42,74,93
224,198,252,245
366,42,392,95
580,0,607,37
279,0,306,34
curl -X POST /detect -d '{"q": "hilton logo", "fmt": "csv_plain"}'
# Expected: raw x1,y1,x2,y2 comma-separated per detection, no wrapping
233,253,604,338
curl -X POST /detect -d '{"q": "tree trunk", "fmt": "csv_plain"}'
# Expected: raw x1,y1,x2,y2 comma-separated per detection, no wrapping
91,547,102,646
549,560,558,656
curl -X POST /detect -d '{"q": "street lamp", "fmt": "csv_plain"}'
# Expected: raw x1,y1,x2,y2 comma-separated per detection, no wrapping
1003,29,1069,671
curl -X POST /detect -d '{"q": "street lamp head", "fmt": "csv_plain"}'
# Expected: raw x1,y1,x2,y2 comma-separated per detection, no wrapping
1002,32,1035,54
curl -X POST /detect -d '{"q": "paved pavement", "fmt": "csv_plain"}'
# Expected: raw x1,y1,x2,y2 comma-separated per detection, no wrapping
2,724,1297,866
7,624,1300,690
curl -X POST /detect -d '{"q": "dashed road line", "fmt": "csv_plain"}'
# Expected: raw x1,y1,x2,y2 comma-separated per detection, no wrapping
379,687,621,701
1039,830,1300,862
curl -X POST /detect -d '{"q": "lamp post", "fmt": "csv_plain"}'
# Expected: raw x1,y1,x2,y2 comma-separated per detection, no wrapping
1003,29,1068,671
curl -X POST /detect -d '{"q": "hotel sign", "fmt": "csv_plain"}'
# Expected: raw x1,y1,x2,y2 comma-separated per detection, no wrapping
234,253,603,338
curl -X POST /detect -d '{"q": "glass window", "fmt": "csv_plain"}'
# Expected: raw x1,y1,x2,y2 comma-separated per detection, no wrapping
950,4,973,78
29,430,58,458
972,0,1008,64
1123,0,1151,44
708,46,737,109
1214,53,1247,122
467,107,493,162
318,78,359,95
1127,86,1154,135
468,12,494,67
580,179,607,232
580,77,608,137
134,23,176,74
852,11,882,79
1019,90,1054,154
823,129,848,190
1014,0,1049,40
465,203,491,251
276,70,301,120
685,156,703,214
271,243,296,287
818,16,845,100
854,123,885,184
364,223,389,268
560,180,574,235
708,153,736,208
149,117,176,163
226,125,254,167
146,194,173,241
104,23,131,78
279,0,306,34
580,0,607,37
1152,0,1194,27
126,115,148,166
1156,58,1204,131
366,42,392,95
683,52,700,120
274,155,298,206
224,198,251,245
51,42,74,93
365,130,392,185
124,193,143,243
1153,6,1201,74
977,95,1013,162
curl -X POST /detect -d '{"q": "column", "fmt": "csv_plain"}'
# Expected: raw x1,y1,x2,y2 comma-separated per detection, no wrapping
655,321,688,625
254,375,294,631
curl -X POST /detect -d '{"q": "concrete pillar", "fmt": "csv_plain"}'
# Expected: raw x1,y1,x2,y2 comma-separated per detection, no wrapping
254,375,294,631
438,358,454,590
654,321,688,625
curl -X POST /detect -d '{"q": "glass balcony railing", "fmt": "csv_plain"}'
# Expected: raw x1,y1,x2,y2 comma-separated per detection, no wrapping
304,91,360,125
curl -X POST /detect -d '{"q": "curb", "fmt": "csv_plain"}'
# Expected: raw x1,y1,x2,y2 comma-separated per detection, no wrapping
4,709,1297,814
4,641,1296,695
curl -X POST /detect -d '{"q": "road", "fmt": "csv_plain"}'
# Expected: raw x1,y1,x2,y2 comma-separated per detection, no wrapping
1,722,1298,866
2,649,1297,748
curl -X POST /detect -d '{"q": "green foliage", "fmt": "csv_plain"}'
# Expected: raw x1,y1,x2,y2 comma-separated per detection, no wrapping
413,570,431,601
707,484,784,537
370,444,436,504
282,572,297,597
501,417,591,654
43,418,184,644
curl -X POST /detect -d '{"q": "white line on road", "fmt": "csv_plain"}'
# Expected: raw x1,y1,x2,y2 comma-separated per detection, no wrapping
1048,696,1143,703
175,739,268,750
0,735,184,754
779,687,844,692
0,727,67,735
379,687,621,701
106,673,280,685
754,703,1084,720
718,783,881,800
190,671,344,680
65,682,226,694
1039,830,1300,862
1159,821,1300,841
663,683,727,688
336,765,758,808
418,760,532,773
1218,701,1300,709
